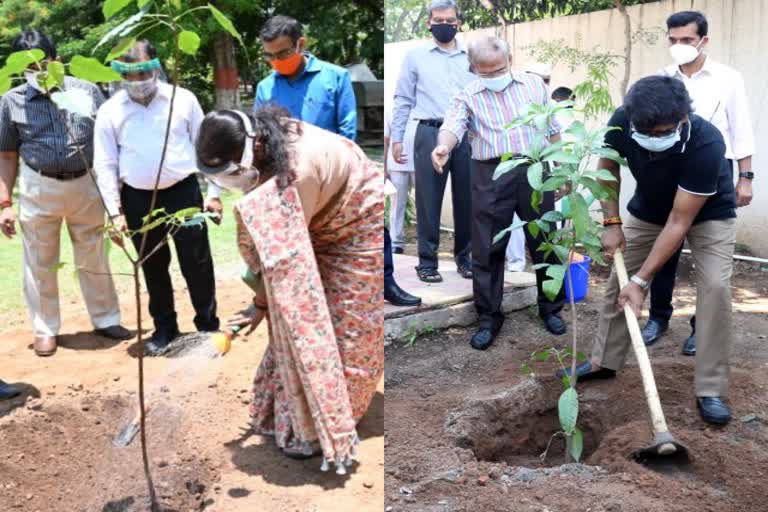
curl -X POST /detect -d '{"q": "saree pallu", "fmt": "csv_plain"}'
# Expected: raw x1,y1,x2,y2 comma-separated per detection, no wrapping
235,157,384,471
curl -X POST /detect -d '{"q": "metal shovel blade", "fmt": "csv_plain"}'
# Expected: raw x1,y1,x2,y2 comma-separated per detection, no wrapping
631,431,691,467
113,420,140,448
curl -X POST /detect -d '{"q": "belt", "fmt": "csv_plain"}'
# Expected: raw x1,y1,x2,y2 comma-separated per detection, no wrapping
30,166,88,181
418,119,444,128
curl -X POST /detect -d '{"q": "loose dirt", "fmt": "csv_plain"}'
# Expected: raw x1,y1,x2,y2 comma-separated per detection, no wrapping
385,247,768,512
0,270,383,511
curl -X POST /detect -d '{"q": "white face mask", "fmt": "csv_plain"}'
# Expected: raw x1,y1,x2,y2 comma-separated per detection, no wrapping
209,111,261,193
481,72,512,92
631,121,686,153
669,40,703,66
124,74,158,101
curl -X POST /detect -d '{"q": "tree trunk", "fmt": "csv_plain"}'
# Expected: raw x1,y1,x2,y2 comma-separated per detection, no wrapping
392,9,408,42
211,31,240,109
615,0,632,97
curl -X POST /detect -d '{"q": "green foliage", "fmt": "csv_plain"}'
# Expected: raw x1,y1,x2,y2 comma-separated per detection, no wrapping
178,30,201,56
558,387,578,434
404,322,434,347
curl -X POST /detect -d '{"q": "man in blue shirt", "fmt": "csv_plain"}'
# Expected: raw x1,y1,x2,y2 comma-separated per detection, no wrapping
254,15,357,141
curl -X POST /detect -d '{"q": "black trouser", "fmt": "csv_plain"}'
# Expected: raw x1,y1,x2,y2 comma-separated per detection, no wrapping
471,158,565,331
121,175,219,335
384,227,395,288
648,159,734,325
413,121,472,270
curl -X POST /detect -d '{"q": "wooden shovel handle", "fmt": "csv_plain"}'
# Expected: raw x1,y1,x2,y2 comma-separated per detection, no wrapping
613,250,671,436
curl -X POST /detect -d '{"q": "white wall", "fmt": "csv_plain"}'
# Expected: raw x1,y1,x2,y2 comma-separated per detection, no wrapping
385,0,768,256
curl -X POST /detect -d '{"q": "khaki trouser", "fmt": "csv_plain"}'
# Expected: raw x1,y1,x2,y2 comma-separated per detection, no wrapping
591,214,736,397
18,162,121,336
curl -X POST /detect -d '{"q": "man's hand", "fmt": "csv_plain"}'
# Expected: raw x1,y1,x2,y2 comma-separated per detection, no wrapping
392,142,407,165
205,197,224,225
736,178,753,207
226,303,267,335
617,281,646,318
601,224,626,261
554,183,572,202
0,206,16,239
431,145,450,174
109,215,127,248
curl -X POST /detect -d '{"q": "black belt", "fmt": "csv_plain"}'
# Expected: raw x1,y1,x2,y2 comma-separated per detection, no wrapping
418,119,444,128
30,167,88,181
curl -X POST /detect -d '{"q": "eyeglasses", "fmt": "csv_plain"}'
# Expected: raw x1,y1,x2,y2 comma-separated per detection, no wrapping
630,122,681,138
262,46,298,61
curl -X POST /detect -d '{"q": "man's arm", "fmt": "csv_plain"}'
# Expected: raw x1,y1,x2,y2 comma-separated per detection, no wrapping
727,72,755,206
431,90,470,173
336,70,358,141
391,53,417,143
0,97,21,238
92,104,123,219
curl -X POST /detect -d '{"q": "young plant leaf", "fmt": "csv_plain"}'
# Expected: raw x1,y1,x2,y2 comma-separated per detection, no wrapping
527,221,540,239
543,276,564,302
178,30,201,55
47,61,66,89
543,151,581,165
493,157,530,180
208,3,243,45
530,189,542,213
570,193,590,239
561,374,572,388
535,351,550,362
558,387,579,434
138,0,152,7
546,264,567,281
0,75,12,95
51,89,97,117
103,0,134,20
106,37,137,63
94,9,148,52
541,210,564,223
492,218,527,244
527,162,544,190
570,427,584,461
70,56,122,83
5,49,46,74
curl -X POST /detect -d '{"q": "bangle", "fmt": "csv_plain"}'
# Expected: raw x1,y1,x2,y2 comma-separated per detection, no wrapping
0,199,12,209
603,216,622,226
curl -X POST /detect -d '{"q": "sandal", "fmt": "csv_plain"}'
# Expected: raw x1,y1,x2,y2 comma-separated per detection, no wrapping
457,263,473,279
416,267,443,283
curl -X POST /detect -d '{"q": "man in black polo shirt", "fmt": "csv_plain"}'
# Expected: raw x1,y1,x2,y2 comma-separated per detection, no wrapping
564,76,736,425
0,30,131,357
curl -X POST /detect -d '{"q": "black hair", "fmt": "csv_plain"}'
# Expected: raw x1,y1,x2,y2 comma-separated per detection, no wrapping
666,11,708,38
119,39,158,62
196,105,302,188
623,76,692,133
551,86,574,102
260,15,303,44
12,30,57,60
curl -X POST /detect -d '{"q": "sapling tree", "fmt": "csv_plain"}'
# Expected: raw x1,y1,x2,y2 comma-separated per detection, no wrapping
493,99,626,464
0,1,244,509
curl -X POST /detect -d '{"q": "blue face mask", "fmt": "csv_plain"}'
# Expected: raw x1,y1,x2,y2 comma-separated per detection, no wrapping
631,122,682,153
482,72,512,92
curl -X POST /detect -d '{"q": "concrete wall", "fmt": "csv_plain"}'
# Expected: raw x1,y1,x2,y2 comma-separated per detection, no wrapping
385,0,768,256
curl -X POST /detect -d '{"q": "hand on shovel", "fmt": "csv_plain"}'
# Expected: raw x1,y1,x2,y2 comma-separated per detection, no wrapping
618,281,646,318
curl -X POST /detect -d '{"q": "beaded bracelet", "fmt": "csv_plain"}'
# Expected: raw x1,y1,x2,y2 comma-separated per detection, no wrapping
602,216,622,226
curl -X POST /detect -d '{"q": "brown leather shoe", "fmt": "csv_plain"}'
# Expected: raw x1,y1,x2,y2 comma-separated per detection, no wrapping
34,335,57,357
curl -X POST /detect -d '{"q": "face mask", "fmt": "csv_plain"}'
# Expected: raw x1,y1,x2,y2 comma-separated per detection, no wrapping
669,40,703,66
24,71,45,93
270,50,303,76
482,72,512,92
124,75,158,101
209,111,261,193
430,24,457,44
631,122,682,153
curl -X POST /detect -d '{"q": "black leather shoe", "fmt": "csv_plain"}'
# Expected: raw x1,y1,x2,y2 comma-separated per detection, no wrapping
457,263,473,279
470,328,497,351
0,379,21,400
542,313,566,335
393,246,404,255
385,283,422,307
145,329,180,357
555,361,616,382
681,333,696,356
641,318,668,346
697,397,731,425
95,325,133,341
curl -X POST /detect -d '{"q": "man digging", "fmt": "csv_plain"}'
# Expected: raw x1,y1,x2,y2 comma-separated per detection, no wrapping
560,76,737,425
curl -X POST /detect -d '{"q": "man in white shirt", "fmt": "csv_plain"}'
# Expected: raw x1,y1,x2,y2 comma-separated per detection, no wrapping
94,40,222,355
641,10,755,356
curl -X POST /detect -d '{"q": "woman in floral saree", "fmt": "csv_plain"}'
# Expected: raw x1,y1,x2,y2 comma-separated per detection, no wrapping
195,106,384,473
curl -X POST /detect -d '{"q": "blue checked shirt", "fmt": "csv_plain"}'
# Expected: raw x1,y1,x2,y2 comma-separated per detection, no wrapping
254,53,357,141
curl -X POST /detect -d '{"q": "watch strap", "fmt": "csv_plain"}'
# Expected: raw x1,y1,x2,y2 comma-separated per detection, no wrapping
630,274,650,290
739,171,754,180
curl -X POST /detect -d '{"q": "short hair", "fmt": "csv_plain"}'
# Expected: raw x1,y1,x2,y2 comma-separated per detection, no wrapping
260,15,303,44
666,11,708,38
552,86,574,102
119,39,157,62
623,76,693,133
12,30,57,60
428,0,459,20
467,36,509,66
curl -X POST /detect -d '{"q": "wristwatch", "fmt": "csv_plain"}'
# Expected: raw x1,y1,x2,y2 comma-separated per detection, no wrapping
739,171,754,180
630,274,650,290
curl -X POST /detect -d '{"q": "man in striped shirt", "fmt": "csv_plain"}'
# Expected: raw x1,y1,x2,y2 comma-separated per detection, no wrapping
432,36,566,350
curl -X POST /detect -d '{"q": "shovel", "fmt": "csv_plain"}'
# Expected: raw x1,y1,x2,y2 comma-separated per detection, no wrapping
613,250,691,465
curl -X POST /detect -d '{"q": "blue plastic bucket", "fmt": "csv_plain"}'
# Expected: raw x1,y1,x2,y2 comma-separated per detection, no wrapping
565,255,591,303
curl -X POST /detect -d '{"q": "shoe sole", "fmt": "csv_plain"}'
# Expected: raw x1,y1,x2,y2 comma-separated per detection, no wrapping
35,349,56,357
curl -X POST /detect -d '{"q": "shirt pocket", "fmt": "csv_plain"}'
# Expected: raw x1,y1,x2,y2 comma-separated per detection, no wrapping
305,85,336,114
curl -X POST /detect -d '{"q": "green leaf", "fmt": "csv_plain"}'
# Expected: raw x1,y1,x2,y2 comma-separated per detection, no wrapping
173,207,202,220
106,37,137,63
94,9,148,52
594,146,628,166
0,75,12,95
561,374,572,388
570,427,584,462
51,89,97,117
527,221,540,239
558,387,579,434
138,0,152,7
103,0,134,20
576,351,588,362
546,264,567,281
543,151,581,165
70,56,122,83
521,362,531,375
543,275,563,302
170,0,181,9
530,189,542,213
527,162,544,191
565,121,587,140
540,176,568,192
552,244,570,264
208,3,243,44
570,193,590,240
541,210,564,223
586,169,618,182
47,61,65,87
142,207,166,223
493,157,529,180
178,30,201,55
5,49,46,74
492,218,527,244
